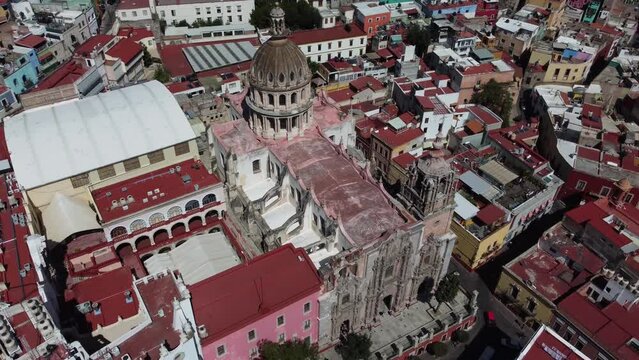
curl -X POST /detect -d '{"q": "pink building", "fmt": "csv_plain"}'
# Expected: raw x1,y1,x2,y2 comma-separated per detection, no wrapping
190,244,322,359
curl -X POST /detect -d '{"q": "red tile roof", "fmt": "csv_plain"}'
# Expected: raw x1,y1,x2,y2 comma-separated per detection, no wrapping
64,267,138,331
75,34,116,57
373,127,424,148
106,38,143,65
15,34,47,49
117,0,150,10
189,244,322,343
475,204,505,225
91,159,221,223
0,171,37,305
113,273,182,359
34,61,87,91
117,26,154,42
166,81,199,93
558,291,639,359
327,88,355,103
350,75,384,92
565,199,639,248
508,249,576,302
376,47,393,58
393,152,417,169
289,25,366,45
466,106,503,125
460,63,496,75
519,326,589,359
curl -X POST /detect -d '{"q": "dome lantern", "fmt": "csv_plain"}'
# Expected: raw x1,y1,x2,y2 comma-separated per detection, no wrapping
270,3,286,36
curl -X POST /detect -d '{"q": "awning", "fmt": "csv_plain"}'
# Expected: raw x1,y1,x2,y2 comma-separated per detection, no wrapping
42,192,101,243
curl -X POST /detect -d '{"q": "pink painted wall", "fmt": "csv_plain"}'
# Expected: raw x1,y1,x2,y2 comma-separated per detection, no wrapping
202,292,320,359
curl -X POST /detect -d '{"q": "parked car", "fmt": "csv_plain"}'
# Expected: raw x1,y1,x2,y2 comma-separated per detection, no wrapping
485,311,496,327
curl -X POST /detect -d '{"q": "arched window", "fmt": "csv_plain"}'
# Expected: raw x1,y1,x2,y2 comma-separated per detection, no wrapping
279,73,285,82
268,73,274,82
148,213,165,226
202,194,217,205
301,88,306,100
291,92,297,104
290,71,295,81
279,94,286,106
110,226,127,238
268,94,274,105
167,206,182,219
130,219,146,232
185,200,200,211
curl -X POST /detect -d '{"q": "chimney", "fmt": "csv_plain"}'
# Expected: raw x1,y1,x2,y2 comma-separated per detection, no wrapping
197,325,209,338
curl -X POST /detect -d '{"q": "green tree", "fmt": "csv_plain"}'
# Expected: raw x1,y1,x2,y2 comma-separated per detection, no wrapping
212,18,224,26
427,342,449,357
142,46,153,67
250,0,321,30
470,79,514,124
153,66,171,83
452,329,470,343
434,273,460,311
175,19,190,27
307,57,320,74
406,23,431,58
159,19,167,34
258,339,319,360
337,333,372,360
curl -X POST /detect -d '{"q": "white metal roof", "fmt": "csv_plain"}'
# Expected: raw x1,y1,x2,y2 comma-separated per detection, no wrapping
459,171,501,201
454,193,479,220
5,81,196,189
496,17,539,33
182,41,256,73
143,233,241,285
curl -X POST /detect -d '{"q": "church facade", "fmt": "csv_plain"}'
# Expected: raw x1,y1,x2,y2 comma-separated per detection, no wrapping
208,6,457,347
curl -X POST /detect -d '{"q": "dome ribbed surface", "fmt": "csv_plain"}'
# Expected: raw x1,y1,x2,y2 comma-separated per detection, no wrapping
249,38,312,90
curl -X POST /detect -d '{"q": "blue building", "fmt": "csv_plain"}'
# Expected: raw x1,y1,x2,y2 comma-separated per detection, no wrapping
422,0,478,19
3,46,41,94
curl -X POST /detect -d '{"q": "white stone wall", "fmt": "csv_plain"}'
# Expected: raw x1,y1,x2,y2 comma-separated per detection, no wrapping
299,36,367,63
157,0,254,26
116,7,153,21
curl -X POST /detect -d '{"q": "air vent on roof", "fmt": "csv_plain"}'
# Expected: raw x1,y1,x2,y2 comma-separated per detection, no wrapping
106,192,112,197
182,175,192,184
176,165,182,172
197,325,209,338
121,187,127,192
169,168,175,174
76,301,92,314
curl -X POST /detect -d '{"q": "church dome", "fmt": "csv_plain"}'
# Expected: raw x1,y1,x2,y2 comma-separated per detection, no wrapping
248,37,312,91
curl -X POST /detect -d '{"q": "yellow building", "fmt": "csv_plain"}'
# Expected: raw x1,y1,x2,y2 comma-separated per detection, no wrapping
495,245,570,328
524,0,566,31
4,81,199,242
528,40,594,85
451,200,510,269
370,119,424,181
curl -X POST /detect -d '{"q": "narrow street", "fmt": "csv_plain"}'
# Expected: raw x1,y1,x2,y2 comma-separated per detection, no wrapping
434,207,567,360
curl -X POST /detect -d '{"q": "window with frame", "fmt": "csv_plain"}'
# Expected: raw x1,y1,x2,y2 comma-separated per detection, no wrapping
277,315,285,326
278,333,285,343
575,180,587,191
71,173,90,188
624,193,634,203
216,345,226,356
575,337,586,350
248,329,256,341
174,142,190,156
253,159,261,173
600,186,611,196
147,150,165,164
98,165,116,180
304,319,311,330
304,302,311,313
564,329,574,342
123,157,141,172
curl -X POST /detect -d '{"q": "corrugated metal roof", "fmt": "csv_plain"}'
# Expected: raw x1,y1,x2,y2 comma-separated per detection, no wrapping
182,41,256,73
479,160,518,186
459,171,501,201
